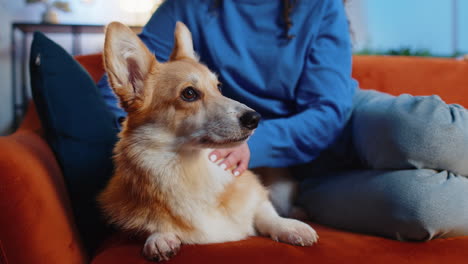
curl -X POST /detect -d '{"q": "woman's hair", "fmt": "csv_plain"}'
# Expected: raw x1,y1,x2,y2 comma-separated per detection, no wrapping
213,0,350,40
283,0,349,40
282,0,296,40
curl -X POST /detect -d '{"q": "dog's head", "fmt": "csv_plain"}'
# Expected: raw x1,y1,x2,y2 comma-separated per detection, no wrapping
104,22,260,149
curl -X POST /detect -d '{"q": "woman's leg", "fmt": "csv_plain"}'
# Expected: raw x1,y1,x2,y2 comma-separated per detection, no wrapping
297,89,468,240
297,169,468,241
352,89,468,175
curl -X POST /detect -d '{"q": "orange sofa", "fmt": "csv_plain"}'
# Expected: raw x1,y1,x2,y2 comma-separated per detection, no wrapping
1,55,468,264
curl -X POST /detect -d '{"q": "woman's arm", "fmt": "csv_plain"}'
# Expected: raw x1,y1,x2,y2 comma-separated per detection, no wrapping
248,0,356,168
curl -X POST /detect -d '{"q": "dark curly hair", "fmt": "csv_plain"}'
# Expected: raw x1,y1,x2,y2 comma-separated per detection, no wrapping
213,0,350,40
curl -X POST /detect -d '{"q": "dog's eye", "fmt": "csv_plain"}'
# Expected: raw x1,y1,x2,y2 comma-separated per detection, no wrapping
181,87,199,102
217,82,223,92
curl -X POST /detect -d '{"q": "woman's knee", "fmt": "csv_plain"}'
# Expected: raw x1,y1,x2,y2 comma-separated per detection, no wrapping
353,94,468,173
374,169,468,241
384,190,441,241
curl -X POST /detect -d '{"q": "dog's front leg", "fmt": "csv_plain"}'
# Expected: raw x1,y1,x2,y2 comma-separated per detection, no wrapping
142,232,181,262
254,200,318,246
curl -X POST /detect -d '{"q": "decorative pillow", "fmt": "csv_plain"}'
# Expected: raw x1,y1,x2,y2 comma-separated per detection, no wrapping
29,32,119,255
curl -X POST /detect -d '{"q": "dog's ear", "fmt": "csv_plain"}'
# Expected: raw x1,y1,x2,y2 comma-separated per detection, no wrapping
169,22,197,61
103,21,157,112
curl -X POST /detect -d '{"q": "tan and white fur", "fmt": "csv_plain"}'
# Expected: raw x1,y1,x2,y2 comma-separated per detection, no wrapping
98,21,318,262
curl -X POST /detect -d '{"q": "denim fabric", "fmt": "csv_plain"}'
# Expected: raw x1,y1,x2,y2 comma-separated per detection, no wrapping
297,89,468,241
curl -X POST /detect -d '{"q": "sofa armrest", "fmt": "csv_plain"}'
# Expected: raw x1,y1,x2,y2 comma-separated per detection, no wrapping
0,129,87,264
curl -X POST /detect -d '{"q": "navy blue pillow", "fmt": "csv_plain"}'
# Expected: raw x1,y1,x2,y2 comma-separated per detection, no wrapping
29,32,119,255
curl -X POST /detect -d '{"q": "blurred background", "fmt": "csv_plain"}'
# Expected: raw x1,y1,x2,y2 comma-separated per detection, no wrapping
0,0,467,135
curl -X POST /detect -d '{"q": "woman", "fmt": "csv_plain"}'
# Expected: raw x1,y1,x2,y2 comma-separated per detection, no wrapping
98,0,468,241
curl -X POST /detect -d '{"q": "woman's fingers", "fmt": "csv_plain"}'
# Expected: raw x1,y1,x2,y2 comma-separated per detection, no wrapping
232,159,248,177
208,149,228,163
219,151,240,171
208,143,251,176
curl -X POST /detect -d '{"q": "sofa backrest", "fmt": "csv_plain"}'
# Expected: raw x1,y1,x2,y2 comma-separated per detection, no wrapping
353,55,468,107
75,54,105,83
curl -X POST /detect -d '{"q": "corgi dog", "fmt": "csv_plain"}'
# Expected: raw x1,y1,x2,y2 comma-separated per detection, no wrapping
98,21,318,262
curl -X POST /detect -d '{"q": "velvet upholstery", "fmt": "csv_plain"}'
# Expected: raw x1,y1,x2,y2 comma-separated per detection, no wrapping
93,226,468,264
0,115,87,264
353,56,468,107
1,54,468,264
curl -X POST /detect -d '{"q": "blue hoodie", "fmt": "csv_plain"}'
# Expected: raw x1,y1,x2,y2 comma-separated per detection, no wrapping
97,0,357,168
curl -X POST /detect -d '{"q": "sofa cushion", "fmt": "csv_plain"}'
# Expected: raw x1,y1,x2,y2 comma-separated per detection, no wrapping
29,32,119,255
92,224,468,264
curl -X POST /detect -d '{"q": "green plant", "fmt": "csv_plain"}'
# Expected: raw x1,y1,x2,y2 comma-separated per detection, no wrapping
386,47,432,57
354,47,433,57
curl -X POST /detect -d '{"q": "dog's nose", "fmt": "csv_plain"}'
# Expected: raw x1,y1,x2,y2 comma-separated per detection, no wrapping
239,111,261,130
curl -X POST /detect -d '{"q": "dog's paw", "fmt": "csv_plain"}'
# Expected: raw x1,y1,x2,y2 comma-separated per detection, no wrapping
269,218,318,246
142,233,181,262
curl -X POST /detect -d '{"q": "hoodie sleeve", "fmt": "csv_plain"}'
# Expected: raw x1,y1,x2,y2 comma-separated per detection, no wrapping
138,0,180,62
247,0,356,168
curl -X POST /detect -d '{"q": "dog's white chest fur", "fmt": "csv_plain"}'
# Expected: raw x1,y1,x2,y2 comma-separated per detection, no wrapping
140,148,259,244
189,153,259,243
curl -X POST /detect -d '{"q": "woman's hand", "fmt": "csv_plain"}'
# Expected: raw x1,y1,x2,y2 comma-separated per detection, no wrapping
208,143,250,176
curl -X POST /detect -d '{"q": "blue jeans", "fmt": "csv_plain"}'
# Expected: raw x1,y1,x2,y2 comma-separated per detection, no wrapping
297,89,468,241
